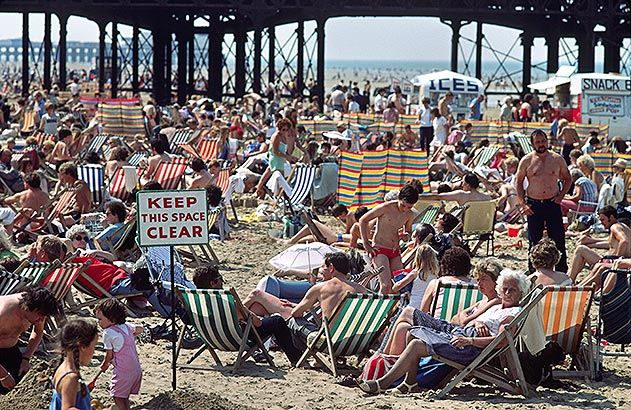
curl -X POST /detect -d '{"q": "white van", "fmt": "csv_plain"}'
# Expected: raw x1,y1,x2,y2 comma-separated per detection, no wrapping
407,70,484,119
529,70,631,138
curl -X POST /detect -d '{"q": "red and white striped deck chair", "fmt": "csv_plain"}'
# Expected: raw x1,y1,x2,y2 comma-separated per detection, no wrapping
108,167,134,201
14,188,77,237
540,285,595,380
197,138,220,161
42,262,91,302
153,157,188,190
32,131,56,146
215,168,239,223
178,143,200,158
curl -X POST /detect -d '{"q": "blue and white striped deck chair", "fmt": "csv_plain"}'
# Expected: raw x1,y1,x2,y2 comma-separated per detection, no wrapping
82,134,109,159
295,293,399,377
175,287,275,371
170,129,195,155
127,151,149,167
78,164,105,205
0,269,31,296
283,164,317,213
430,282,484,321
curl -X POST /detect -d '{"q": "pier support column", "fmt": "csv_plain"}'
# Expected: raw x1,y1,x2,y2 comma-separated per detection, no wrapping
546,33,559,74
43,13,52,90
603,36,622,73
296,20,305,96
153,27,167,104
98,22,106,93
22,13,29,97
450,20,462,72
165,32,172,99
177,25,189,104
132,26,139,94
58,14,68,89
521,32,533,95
475,22,483,80
253,28,262,94
235,22,247,98
268,26,276,86
577,24,595,73
316,18,326,106
111,22,118,98
208,15,223,101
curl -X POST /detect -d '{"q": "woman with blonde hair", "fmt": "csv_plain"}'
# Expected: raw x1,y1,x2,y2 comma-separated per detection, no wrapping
576,154,605,191
392,244,439,309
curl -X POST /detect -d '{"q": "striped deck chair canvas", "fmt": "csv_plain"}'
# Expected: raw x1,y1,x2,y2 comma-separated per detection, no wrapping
0,269,31,296
295,293,399,377
14,261,60,287
471,145,501,168
514,134,533,155
108,167,131,201
198,139,219,161
286,164,317,208
41,262,89,302
127,151,149,167
170,129,195,155
540,285,595,379
20,111,36,135
153,158,188,190
430,282,484,321
416,205,441,226
83,134,109,158
32,131,56,146
175,287,275,371
78,164,105,205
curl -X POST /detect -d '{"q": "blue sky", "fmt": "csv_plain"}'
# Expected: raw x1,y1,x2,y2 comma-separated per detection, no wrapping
0,13,608,65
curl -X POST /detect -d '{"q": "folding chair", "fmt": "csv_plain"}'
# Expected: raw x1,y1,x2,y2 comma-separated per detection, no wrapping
540,285,595,380
14,260,61,287
32,131,56,146
77,164,105,206
152,158,188,190
175,287,275,371
461,201,496,256
215,168,239,224
81,133,109,160
432,287,546,399
430,282,484,321
0,269,31,296
282,164,317,215
127,151,149,167
70,270,142,316
295,293,399,377
595,269,631,380
514,134,533,156
169,129,195,155
41,262,91,302
13,188,78,239
108,166,138,202
470,145,501,169
300,209,328,244
413,205,441,226
197,138,220,161
20,110,37,136
179,208,222,266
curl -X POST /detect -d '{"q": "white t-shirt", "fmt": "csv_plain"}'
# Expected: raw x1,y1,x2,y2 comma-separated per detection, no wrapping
418,105,432,127
347,101,360,113
374,95,386,112
431,116,448,146
473,304,521,336
409,271,437,309
70,82,81,96
330,90,345,107
103,323,132,353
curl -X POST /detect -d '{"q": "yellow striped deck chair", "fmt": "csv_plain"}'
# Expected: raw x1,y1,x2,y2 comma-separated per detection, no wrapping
20,110,37,135
175,287,275,371
295,293,399,377
541,285,595,379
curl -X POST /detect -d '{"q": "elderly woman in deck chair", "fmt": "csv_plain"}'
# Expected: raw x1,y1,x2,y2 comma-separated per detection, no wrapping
359,269,530,395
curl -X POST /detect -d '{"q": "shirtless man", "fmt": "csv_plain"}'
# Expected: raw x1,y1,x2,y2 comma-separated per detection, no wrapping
569,205,631,281
50,128,73,167
557,119,580,165
438,91,454,125
360,184,419,294
421,173,491,205
250,252,367,365
143,138,172,182
188,158,214,189
516,129,572,272
0,286,60,394
4,173,50,212
58,162,92,226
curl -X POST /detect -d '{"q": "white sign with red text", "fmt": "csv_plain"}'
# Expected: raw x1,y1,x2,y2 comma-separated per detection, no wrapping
137,189,208,246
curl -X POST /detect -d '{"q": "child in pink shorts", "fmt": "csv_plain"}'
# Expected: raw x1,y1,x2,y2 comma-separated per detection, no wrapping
95,299,143,410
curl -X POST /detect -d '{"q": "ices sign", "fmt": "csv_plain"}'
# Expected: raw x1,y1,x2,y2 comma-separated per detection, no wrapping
428,78,479,93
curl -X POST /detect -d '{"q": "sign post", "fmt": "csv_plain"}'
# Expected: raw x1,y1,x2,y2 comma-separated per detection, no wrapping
136,189,208,391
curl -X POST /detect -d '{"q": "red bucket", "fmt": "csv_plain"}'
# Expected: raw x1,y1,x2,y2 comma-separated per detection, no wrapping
507,226,521,237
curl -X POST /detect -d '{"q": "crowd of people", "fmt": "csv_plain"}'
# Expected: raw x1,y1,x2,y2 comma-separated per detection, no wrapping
0,77,627,409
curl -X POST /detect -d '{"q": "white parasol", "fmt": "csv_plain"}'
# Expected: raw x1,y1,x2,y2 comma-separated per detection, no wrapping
322,131,351,141
269,242,341,273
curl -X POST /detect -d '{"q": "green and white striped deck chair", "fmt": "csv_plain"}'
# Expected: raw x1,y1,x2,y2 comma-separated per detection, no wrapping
470,145,501,168
14,260,61,287
0,269,31,296
175,287,275,371
179,208,222,266
430,282,484,321
415,205,441,226
514,134,533,156
295,293,399,377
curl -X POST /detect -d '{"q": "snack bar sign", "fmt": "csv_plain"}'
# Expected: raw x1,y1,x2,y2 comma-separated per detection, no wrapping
137,190,208,246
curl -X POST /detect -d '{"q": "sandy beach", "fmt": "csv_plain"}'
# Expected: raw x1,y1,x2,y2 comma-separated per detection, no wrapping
0,197,629,410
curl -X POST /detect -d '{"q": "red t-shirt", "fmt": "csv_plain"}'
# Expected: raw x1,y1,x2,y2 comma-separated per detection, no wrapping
73,255,128,297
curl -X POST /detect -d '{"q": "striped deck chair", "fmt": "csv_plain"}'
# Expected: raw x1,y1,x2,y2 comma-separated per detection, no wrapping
414,205,441,226
78,164,105,205
540,285,595,380
20,110,36,135
596,269,631,380
433,285,547,398
153,158,188,190
461,201,496,256
214,168,239,223
175,287,275,371
169,129,195,155
0,269,31,296
295,293,399,377
179,208,222,266
32,131,56,146
41,262,90,302
14,261,60,287
514,134,533,156
430,282,484,321
197,139,220,162
14,188,77,238
70,268,142,316
470,145,501,168
283,164,317,213
300,209,328,244
82,134,109,159
127,151,149,167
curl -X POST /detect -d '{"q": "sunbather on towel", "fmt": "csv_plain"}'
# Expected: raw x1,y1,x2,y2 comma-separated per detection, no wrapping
360,183,420,294
359,269,529,395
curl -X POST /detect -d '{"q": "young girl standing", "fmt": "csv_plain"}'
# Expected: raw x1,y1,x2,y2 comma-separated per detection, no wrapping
95,299,143,410
50,319,99,410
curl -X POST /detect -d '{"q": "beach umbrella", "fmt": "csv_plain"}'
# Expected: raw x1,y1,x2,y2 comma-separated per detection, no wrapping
322,131,351,141
270,242,341,273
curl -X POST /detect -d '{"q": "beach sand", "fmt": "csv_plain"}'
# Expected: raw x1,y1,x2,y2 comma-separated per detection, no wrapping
0,200,629,409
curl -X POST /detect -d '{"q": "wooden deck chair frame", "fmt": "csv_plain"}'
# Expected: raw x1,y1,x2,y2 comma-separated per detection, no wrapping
295,292,399,377
540,284,595,380
14,260,61,287
70,271,142,317
461,201,496,256
430,282,484,321
179,209,222,266
432,286,551,399
174,287,275,371
300,209,328,244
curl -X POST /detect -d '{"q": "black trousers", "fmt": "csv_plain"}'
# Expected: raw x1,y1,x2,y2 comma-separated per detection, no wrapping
419,127,433,151
0,344,21,394
256,315,304,365
526,197,568,272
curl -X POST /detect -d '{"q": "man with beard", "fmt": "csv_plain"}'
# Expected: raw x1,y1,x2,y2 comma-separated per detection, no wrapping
516,129,572,272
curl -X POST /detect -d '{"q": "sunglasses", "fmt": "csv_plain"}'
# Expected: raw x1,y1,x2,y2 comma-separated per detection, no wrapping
73,235,89,242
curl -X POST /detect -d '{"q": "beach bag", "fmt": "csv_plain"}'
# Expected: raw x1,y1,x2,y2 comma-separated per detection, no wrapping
359,353,399,381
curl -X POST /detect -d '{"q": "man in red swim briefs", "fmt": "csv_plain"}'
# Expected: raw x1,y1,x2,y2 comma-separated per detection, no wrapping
359,183,420,294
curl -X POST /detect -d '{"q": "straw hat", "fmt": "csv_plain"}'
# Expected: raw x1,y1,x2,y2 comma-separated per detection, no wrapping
613,158,627,169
